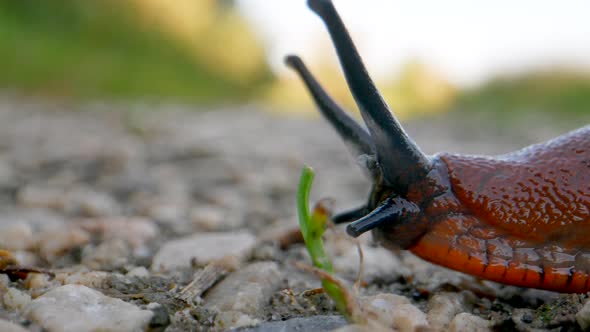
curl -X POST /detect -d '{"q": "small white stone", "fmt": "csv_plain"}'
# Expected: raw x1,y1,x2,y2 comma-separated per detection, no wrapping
190,206,225,231
205,262,283,319
0,274,10,291
332,324,389,332
13,250,38,267
37,227,90,261
0,223,34,251
0,319,29,332
151,231,256,272
64,187,120,217
126,266,150,278
215,311,260,330
448,313,491,332
0,157,14,185
24,284,153,332
333,244,409,282
400,252,474,291
3,288,31,311
427,292,473,330
82,239,130,270
25,273,60,298
18,186,65,210
80,217,158,248
391,304,429,332
364,293,411,321
61,271,110,288
360,293,426,330
577,298,590,330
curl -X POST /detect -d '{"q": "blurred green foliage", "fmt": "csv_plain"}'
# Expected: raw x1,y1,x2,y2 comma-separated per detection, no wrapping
0,0,271,102
456,71,590,117
1,0,589,117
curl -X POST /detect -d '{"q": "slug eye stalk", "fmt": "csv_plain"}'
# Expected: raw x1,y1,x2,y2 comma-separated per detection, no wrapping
306,0,430,193
286,0,432,236
285,55,378,181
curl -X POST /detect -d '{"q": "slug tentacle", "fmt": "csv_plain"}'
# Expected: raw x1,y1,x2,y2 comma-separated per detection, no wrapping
332,205,368,224
347,196,420,238
307,0,430,191
285,55,377,179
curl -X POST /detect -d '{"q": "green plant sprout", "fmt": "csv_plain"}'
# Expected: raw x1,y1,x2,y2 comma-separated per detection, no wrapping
296,165,350,318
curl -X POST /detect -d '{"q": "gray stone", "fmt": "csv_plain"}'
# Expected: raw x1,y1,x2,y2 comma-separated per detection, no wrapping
449,313,491,332
427,292,474,330
24,284,153,332
232,315,347,332
82,239,130,270
79,217,158,249
205,262,282,315
151,231,256,272
205,262,283,329
3,287,31,311
0,319,29,332
332,243,408,282
577,298,590,330
0,222,34,251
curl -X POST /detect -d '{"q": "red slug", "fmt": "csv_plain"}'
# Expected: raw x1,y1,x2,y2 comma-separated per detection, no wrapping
286,0,590,293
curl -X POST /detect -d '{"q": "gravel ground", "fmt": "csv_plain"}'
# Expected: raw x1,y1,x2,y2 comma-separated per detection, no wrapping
0,98,588,331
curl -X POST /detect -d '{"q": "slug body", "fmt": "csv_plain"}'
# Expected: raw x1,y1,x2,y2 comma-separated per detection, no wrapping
287,0,590,292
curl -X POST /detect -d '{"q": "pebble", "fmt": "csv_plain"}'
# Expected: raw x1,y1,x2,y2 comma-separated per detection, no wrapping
3,287,32,311
24,284,153,332
0,319,29,332
0,249,17,268
0,274,10,290
448,313,492,332
25,273,60,298
0,158,14,185
13,250,39,266
79,217,158,248
189,206,228,231
390,303,429,332
151,231,256,272
234,315,347,332
576,298,590,330
360,293,428,331
215,311,260,330
18,186,65,211
126,266,150,278
333,244,408,282
427,292,474,330
0,222,34,251
64,187,120,217
205,261,283,329
59,271,110,288
400,253,475,291
363,293,411,322
18,186,120,217
82,239,130,270
146,302,170,330
37,227,90,261
332,324,390,332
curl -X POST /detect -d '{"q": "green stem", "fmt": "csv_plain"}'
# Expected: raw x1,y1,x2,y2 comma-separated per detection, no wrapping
296,165,349,318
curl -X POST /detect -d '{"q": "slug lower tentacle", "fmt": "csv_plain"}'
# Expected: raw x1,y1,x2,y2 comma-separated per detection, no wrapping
288,0,590,293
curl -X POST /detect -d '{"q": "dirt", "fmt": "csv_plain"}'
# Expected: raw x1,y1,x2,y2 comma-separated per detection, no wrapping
0,97,588,331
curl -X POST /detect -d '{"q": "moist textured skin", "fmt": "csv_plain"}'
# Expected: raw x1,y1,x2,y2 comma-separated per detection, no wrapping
379,126,590,293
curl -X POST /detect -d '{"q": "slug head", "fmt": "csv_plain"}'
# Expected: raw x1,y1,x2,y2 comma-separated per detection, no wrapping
287,0,450,248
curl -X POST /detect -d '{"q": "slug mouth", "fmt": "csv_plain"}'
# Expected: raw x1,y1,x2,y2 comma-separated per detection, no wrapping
286,0,432,237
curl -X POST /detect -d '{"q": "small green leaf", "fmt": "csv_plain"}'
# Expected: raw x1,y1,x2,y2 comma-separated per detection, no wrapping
296,165,349,318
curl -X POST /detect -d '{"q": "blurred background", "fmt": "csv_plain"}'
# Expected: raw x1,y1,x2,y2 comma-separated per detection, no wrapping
1,0,590,122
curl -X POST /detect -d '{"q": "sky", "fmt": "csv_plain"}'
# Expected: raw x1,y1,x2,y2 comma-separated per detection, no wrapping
236,0,590,86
